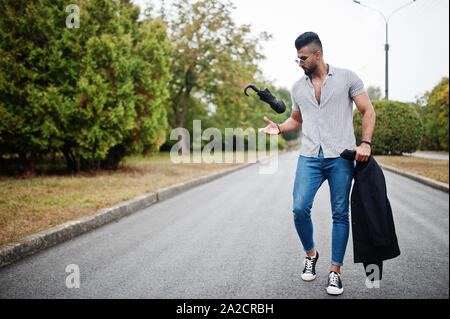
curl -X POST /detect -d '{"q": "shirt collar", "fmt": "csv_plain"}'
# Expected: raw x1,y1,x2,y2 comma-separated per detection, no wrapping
327,64,334,76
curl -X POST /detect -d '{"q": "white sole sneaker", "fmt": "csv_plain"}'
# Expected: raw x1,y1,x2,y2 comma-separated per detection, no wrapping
326,286,344,295
301,273,316,281
301,251,319,281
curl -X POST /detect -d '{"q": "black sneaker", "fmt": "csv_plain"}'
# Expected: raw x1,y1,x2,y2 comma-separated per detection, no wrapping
326,271,344,295
301,251,319,281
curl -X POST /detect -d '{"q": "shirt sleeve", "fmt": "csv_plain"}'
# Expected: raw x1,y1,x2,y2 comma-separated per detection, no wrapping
291,85,300,112
348,70,366,98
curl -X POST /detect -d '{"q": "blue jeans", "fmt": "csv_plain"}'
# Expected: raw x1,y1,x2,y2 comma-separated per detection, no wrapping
292,147,354,266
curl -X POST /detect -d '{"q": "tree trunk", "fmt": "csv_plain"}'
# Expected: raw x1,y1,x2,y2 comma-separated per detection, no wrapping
29,152,37,176
62,149,78,172
19,151,36,176
18,152,27,173
177,85,192,129
101,144,126,170
171,85,184,128
176,66,194,129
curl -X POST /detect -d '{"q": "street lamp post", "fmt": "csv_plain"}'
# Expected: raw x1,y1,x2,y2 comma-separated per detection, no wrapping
353,0,416,100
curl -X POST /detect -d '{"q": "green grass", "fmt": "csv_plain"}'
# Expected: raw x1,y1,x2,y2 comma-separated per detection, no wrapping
374,155,449,184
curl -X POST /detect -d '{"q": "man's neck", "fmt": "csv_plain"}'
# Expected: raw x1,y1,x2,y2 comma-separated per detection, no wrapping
310,61,328,81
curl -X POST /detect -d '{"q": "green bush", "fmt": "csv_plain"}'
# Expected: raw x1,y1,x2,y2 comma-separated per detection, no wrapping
354,100,423,155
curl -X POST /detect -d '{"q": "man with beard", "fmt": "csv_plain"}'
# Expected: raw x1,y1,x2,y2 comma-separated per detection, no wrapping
259,32,375,295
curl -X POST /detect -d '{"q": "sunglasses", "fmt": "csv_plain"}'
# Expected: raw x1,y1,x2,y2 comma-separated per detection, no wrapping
295,53,315,65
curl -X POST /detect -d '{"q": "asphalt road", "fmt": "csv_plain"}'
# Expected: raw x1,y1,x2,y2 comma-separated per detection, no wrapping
403,152,449,161
0,151,448,299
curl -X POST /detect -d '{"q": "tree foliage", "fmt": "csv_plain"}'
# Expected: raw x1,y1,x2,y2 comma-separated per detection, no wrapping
275,88,300,141
155,0,293,152
366,85,383,101
158,0,271,130
0,0,173,172
354,100,423,155
414,77,449,151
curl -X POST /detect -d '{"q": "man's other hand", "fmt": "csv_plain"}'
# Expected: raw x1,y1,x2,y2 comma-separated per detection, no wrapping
353,143,371,162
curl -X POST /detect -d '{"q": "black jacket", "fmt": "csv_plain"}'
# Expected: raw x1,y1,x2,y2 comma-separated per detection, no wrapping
340,150,401,264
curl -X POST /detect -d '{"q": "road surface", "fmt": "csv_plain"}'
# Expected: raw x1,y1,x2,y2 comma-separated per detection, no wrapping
0,151,448,299
403,152,449,161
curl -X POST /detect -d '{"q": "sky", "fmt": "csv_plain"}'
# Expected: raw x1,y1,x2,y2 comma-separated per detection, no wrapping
133,0,449,103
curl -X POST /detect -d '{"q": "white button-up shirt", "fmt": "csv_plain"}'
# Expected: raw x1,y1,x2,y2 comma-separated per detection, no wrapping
291,64,365,158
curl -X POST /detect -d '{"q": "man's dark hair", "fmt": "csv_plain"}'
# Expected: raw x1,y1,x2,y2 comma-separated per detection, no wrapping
295,32,323,53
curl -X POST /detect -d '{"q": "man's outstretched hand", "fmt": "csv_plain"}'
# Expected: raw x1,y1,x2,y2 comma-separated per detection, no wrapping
259,116,280,135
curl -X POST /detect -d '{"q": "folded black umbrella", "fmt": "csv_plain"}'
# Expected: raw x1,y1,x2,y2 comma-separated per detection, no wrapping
244,84,286,114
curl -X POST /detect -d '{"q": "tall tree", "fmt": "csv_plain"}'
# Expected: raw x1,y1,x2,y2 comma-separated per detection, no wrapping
418,77,449,151
158,0,270,130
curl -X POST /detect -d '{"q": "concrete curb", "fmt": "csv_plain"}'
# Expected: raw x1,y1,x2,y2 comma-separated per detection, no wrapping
0,160,258,268
0,192,158,269
379,163,449,193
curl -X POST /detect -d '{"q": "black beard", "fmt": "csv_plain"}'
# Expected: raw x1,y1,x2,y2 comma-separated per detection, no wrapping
303,64,318,76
